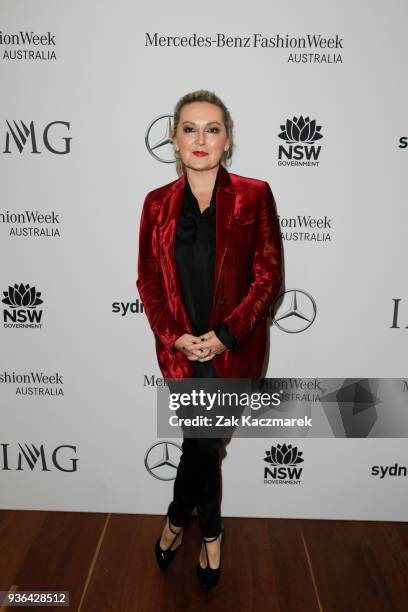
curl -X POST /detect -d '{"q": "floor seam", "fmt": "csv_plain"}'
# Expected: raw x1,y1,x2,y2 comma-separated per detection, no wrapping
76,513,111,612
299,524,324,612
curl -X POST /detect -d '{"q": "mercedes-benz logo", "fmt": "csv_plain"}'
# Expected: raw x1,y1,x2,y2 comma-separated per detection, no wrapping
272,289,317,333
144,441,182,481
145,115,175,163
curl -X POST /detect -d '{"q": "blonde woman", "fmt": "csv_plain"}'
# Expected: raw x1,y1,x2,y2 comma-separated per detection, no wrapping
137,90,282,591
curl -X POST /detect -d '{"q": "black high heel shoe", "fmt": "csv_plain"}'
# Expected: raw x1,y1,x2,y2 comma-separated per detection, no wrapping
155,515,183,571
196,528,224,592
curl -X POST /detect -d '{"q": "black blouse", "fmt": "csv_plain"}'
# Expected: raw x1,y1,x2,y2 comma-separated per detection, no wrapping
175,166,239,375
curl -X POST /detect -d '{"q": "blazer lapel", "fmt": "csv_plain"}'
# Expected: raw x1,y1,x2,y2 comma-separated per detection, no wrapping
158,173,192,333
159,164,236,333
213,164,236,301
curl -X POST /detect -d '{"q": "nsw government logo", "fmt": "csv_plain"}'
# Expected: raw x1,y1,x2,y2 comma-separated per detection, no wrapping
2,282,44,329
277,115,323,166
263,443,304,485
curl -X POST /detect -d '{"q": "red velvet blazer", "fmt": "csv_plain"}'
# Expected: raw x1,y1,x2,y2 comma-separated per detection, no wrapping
136,164,283,379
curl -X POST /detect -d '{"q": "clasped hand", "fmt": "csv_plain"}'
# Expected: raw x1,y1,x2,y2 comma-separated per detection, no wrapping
173,331,227,362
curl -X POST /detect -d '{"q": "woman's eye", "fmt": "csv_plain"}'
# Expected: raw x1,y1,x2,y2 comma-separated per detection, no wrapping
182,126,220,133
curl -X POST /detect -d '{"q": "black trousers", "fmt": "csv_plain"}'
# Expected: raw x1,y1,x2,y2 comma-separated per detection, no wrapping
167,360,224,538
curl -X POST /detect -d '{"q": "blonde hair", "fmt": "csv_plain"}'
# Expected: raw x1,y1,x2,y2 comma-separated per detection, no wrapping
171,89,234,177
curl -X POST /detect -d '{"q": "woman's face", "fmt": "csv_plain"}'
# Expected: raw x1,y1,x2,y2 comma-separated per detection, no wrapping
173,101,230,172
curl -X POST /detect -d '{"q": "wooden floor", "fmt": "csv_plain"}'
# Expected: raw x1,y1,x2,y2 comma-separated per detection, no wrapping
0,511,407,611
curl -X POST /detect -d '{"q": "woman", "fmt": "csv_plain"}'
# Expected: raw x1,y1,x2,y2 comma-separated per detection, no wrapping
137,90,283,591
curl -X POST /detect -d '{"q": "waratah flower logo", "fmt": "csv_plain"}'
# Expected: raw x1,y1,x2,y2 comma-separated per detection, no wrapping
2,283,43,308
264,443,304,465
278,116,323,143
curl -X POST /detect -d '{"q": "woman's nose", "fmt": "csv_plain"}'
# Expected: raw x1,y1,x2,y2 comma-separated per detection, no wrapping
195,131,206,145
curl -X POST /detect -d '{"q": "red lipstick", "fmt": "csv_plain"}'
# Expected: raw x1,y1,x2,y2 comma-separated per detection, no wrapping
193,150,208,157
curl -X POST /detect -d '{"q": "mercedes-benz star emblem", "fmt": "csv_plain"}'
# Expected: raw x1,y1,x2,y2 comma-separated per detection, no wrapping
272,289,317,333
144,441,182,481
145,115,175,163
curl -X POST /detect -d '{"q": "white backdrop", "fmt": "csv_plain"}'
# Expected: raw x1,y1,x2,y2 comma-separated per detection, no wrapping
1,0,407,520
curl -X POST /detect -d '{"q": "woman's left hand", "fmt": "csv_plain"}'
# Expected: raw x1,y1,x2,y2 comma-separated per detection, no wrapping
189,330,227,362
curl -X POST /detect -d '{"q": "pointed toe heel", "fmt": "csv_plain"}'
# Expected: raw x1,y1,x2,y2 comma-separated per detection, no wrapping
155,515,183,571
196,528,224,592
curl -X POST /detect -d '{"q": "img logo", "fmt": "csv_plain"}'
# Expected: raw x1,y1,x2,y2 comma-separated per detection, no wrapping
390,298,408,329
277,115,323,166
2,120,71,154
0,442,78,472
2,282,44,328
263,442,304,485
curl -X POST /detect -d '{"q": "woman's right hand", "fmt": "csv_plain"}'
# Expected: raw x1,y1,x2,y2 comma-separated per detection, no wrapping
173,333,213,361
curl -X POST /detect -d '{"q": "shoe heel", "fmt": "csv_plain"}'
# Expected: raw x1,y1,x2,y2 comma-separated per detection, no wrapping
196,528,224,591
155,515,183,571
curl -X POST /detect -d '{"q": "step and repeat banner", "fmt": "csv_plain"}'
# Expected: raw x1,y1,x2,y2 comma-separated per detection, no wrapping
1,0,407,521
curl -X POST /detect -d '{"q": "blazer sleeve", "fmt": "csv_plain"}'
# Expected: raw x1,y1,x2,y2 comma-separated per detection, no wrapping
222,181,283,345
214,321,240,352
136,192,186,353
